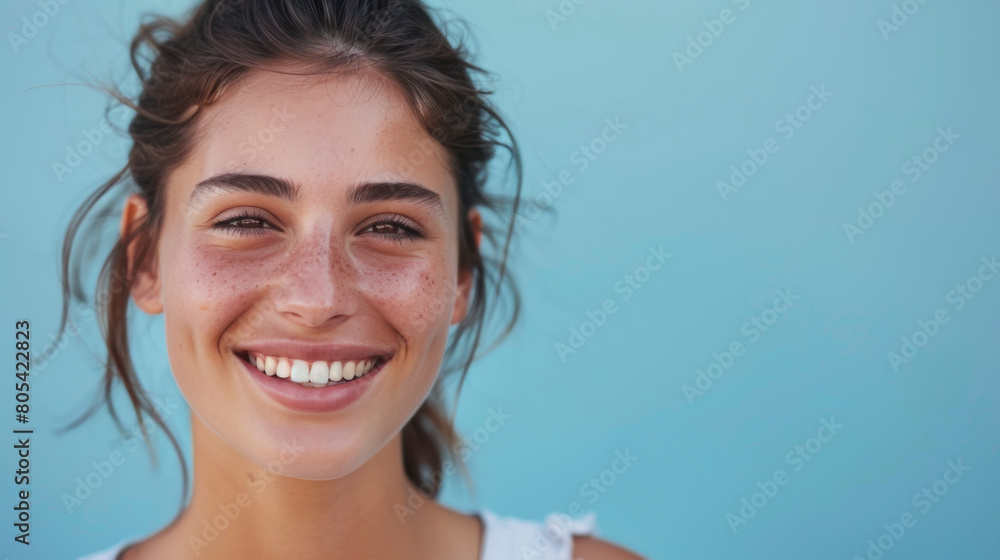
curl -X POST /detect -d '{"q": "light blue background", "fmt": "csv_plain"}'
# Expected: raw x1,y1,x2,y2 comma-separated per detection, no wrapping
2,0,999,558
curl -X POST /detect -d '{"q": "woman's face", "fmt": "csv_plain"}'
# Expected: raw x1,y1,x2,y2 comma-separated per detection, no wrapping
124,66,476,479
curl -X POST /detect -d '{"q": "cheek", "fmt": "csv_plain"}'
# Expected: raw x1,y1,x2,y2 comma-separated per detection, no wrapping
356,252,456,338
160,244,263,344
159,232,458,352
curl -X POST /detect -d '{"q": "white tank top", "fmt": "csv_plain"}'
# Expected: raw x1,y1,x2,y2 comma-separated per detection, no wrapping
77,509,599,560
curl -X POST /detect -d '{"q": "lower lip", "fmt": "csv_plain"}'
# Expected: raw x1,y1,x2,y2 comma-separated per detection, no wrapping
238,354,386,413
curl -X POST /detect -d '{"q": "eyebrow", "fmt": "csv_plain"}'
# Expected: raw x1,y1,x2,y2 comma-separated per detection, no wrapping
189,173,444,215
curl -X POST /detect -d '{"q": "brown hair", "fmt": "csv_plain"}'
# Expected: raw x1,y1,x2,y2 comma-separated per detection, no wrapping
56,0,522,506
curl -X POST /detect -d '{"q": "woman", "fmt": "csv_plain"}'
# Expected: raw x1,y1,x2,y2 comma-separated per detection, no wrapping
64,0,644,558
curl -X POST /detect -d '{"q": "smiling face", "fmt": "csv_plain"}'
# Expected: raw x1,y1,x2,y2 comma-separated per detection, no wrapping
123,66,478,479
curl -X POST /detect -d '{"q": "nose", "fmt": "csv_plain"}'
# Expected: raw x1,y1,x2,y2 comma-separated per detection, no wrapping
271,228,357,328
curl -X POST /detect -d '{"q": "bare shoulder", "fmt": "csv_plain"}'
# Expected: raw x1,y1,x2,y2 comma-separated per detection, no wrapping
572,534,647,560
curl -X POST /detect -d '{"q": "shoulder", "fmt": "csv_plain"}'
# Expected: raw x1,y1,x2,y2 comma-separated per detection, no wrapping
572,534,647,560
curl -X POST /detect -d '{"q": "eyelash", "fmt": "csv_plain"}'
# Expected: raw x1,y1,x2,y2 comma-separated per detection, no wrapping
211,210,274,237
210,211,425,243
362,213,425,243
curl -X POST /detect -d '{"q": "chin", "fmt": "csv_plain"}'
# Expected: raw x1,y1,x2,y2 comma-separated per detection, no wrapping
232,408,390,474
212,422,380,481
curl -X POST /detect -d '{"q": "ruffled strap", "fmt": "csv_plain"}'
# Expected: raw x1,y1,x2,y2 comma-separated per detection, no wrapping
479,509,599,560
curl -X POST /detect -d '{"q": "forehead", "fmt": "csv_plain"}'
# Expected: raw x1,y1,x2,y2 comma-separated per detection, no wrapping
173,65,457,208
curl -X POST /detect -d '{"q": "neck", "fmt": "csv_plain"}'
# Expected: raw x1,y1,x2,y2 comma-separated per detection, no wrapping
135,415,474,559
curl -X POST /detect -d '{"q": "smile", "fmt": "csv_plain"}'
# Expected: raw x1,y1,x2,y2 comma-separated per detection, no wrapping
241,352,385,388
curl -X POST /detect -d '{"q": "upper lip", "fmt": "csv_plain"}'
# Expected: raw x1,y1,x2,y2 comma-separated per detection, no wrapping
233,340,394,363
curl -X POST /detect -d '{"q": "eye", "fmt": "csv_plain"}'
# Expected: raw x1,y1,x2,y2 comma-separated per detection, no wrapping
360,214,424,244
211,211,277,236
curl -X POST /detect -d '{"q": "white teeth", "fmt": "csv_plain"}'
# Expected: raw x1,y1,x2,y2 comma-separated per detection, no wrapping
290,360,311,383
275,357,291,379
329,360,343,382
309,361,330,384
247,352,381,387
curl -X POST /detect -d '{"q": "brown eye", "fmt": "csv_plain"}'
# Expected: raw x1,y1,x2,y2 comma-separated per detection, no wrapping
211,211,277,237
372,223,400,235
231,217,267,228
361,215,424,244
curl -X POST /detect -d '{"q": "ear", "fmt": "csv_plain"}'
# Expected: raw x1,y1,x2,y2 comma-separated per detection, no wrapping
451,207,482,326
119,194,164,315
